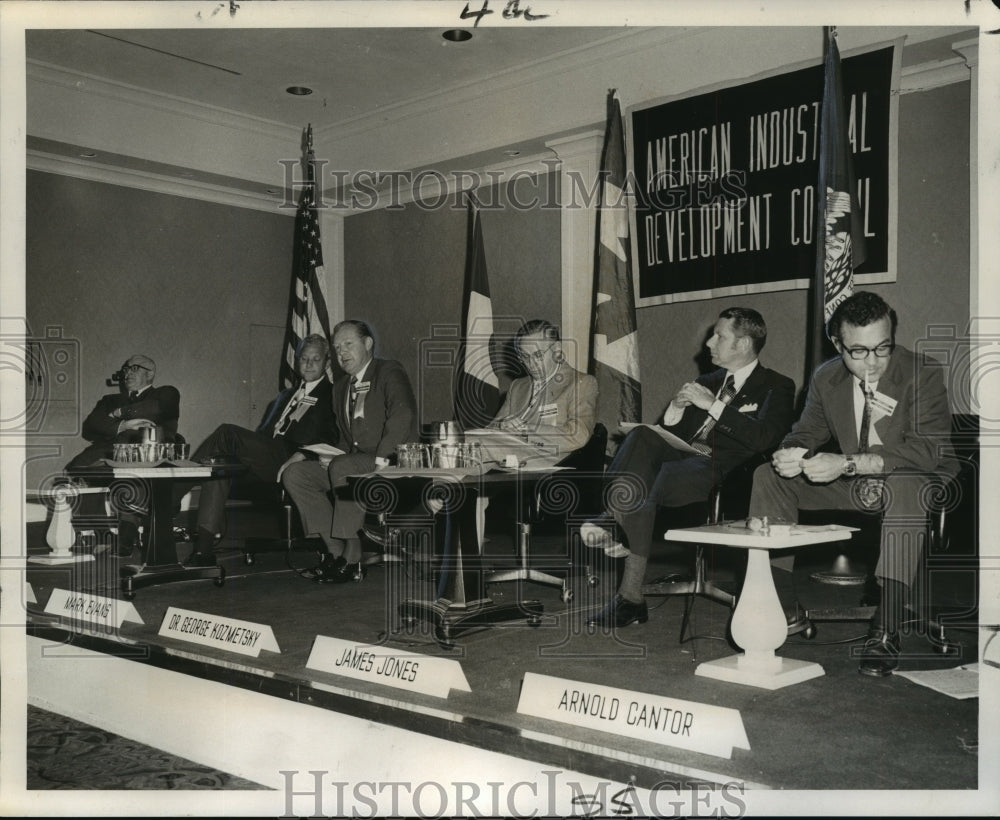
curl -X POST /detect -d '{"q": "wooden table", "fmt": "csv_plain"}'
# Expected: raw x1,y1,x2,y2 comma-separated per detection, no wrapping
665,522,856,690
68,464,227,599
350,465,560,647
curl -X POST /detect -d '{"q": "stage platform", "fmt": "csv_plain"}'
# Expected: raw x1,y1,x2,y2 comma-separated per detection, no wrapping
21,505,983,806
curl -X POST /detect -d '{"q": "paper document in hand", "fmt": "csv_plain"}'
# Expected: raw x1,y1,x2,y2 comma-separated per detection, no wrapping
619,422,699,454
301,443,346,458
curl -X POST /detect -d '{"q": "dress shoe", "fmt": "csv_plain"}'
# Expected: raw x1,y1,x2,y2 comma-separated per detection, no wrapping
858,626,901,677
302,553,338,580
580,522,630,559
316,555,367,584
586,594,648,628
185,551,217,567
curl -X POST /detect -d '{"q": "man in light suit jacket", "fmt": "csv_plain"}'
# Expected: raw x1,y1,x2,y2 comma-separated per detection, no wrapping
282,320,418,584
185,334,338,565
484,319,598,464
749,291,958,676
584,307,796,628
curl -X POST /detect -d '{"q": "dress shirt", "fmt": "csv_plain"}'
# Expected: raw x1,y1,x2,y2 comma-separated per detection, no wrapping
273,376,325,436
663,359,759,426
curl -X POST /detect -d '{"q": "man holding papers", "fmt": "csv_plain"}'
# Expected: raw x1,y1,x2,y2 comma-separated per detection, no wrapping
584,307,795,628
474,319,597,465
748,292,958,676
186,334,338,566
282,320,418,583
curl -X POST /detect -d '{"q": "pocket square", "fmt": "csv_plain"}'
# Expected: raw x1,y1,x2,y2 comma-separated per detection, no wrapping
738,403,758,413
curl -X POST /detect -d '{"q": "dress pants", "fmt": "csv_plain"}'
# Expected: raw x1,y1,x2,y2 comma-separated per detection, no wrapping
606,426,722,558
281,452,377,548
749,463,934,588
191,423,290,535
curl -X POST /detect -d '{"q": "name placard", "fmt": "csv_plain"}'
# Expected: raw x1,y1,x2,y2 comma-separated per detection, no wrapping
158,607,280,657
307,635,470,698
44,588,144,629
517,672,750,759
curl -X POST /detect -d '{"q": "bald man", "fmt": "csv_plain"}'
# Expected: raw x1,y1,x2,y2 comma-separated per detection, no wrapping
66,354,181,469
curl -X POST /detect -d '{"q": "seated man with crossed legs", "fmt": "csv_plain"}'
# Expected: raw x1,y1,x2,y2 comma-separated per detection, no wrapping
583,307,796,628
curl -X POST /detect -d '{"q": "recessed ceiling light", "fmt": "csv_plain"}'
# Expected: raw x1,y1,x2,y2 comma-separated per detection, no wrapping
266,188,279,195
78,150,97,158
504,150,522,157
286,86,313,96
442,29,472,43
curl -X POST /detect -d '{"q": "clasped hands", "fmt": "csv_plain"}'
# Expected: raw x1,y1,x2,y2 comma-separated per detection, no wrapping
772,448,845,483
670,381,717,412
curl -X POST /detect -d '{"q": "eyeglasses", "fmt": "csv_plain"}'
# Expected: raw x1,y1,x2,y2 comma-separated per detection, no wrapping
122,364,152,374
842,343,894,360
518,343,555,363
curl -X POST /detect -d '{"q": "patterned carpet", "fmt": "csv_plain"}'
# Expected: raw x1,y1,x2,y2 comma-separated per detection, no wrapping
26,705,269,790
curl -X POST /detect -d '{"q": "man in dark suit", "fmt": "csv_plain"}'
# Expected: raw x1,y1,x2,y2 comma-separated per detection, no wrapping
282,320,418,583
749,291,957,676
185,333,338,565
584,307,796,628
65,354,181,554
67,354,180,469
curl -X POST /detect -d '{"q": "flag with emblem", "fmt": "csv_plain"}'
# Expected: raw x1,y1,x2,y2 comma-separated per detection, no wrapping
591,90,641,433
281,123,332,389
454,199,501,429
809,27,868,373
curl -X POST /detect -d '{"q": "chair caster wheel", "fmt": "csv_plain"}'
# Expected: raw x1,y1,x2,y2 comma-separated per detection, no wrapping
123,591,135,602
588,575,599,587
244,553,255,566
561,589,573,604
528,615,542,628
802,622,816,639
213,567,226,587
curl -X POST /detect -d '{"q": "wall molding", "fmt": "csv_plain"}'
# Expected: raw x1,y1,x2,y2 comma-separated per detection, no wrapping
899,56,970,94
27,150,290,215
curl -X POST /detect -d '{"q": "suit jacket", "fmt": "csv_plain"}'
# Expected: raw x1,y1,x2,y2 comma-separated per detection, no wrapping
257,377,338,454
491,366,598,456
333,357,418,460
666,363,796,474
81,384,181,442
783,345,957,475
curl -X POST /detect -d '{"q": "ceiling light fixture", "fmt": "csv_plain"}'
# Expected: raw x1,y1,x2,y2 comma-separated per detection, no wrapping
286,86,314,96
504,150,522,157
78,150,97,158
442,29,472,43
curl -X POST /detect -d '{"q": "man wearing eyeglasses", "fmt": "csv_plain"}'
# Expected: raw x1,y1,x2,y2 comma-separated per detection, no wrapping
66,354,180,469
749,291,958,677
483,319,598,463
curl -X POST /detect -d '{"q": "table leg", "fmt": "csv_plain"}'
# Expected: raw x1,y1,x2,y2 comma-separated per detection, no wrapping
398,489,542,647
119,476,224,599
695,547,824,689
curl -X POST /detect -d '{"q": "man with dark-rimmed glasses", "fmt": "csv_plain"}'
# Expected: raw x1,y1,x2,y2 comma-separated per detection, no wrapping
749,291,959,677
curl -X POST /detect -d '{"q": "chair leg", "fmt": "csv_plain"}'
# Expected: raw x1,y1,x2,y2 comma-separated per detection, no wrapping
484,522,572,602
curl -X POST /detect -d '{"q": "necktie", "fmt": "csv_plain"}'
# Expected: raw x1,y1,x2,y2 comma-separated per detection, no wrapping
348,378,358,419
855,383,884,510
689,375,736,456
858,383,873,452
273,387,303,437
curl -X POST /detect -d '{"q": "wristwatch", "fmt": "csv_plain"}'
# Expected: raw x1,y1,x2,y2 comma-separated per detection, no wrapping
843,455,858,476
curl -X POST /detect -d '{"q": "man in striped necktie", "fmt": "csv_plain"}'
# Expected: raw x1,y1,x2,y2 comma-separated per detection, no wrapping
583,308,796,629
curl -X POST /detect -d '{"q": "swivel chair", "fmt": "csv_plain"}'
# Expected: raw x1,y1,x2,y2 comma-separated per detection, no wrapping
484,423,607,602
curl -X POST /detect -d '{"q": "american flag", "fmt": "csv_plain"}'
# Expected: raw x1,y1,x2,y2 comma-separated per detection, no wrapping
281,124,331,389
